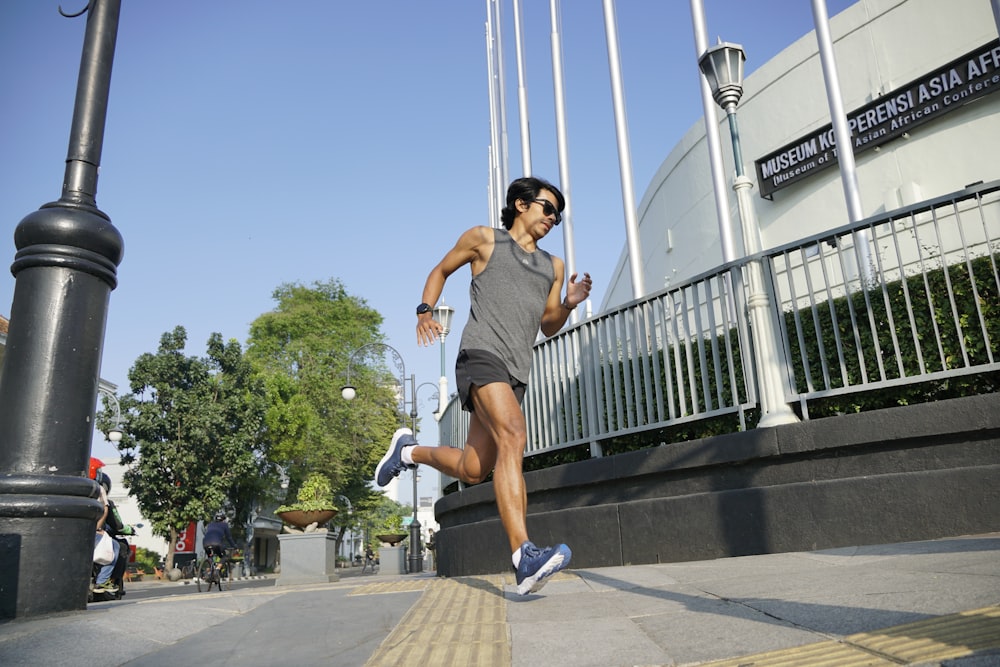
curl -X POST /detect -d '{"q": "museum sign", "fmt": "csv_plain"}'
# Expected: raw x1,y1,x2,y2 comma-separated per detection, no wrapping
754,39,1000,198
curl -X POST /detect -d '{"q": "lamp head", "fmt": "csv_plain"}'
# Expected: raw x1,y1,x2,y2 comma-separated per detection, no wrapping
108,427,123,443
698,41,746,110
432,301,455,337
341,385,356,401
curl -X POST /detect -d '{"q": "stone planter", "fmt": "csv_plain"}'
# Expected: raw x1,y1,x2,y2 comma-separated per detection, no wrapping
276,531,340,586
379,545,407,575
376,533,408,546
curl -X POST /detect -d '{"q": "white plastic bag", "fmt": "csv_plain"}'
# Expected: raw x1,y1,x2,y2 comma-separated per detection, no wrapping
94,531,115,565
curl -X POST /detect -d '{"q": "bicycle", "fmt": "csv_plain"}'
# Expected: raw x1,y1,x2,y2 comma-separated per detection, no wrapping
196,547,232,592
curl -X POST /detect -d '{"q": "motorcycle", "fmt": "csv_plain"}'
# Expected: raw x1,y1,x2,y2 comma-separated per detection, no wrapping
89,529,133,602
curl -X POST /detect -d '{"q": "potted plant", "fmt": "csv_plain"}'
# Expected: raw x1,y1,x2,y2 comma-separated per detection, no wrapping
375,514,407,547
275,473,338,530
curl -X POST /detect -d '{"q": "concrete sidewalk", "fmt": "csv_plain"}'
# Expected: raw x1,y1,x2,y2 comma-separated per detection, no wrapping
1,533,998,666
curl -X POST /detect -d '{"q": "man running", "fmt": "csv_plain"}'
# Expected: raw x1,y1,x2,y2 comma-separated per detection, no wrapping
375,176,592,595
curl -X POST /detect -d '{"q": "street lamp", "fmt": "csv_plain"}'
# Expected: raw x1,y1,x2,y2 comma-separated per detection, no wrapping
0,0,125,619
341,342,425,573
698,42,799,427
410,381,439,569
431,301,454,420
97,387,123,444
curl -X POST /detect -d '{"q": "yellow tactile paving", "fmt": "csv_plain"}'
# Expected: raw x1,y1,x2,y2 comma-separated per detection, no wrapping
348,579,432,596
364,575,510,667
847,605,1000,664
701,605,1000,666
699,643,898,666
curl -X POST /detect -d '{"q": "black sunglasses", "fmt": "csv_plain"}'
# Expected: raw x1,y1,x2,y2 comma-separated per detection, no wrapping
531,198,562,225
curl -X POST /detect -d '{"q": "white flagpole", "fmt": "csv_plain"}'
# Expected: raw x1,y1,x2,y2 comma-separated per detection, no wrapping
601,0,645,298
485,16,502,228
811,0,873,283
492,0,511,187
550,0,580,322
689,0,740,263
512,0,532,176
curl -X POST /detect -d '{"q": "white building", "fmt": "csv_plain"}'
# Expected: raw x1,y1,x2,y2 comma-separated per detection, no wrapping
603,0,1000,308
101,460,169,558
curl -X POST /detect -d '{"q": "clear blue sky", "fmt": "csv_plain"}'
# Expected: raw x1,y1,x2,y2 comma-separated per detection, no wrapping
0,1,852,495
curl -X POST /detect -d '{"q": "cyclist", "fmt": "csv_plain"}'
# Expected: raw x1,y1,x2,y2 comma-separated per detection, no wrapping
203,512,237,560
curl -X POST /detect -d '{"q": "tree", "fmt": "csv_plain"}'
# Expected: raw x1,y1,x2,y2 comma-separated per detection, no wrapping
244,279,404,555
356,494,412,551
101,326,267,569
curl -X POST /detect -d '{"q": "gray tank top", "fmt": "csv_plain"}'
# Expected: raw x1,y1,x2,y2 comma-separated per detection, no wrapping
459,228,555,383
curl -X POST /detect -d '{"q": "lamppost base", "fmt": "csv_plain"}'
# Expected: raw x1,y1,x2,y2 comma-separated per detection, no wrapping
408,519,422,574
757,408,801,428
0,474,103,619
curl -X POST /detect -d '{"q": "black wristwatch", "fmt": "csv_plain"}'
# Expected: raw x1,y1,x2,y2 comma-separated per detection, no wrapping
416,303,432,315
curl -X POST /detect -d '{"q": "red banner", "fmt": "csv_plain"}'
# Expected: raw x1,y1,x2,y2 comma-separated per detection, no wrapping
174,522,197,554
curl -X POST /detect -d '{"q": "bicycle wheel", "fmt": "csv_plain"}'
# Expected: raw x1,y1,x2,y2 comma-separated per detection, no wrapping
197,559,212,592
218,562,229,591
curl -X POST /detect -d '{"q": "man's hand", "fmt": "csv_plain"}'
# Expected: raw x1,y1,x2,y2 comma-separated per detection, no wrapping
564,272,593,309
417,313,444,347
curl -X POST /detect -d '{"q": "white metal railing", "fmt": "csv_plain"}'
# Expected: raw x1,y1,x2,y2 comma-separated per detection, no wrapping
770,180,1000,416
438,180,1000,474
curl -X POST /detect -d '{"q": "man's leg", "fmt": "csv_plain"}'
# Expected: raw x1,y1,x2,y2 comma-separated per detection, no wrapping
404,382,571,594
409,382,528,552
95,538,120,587
467,383,530,553
407,416,489,480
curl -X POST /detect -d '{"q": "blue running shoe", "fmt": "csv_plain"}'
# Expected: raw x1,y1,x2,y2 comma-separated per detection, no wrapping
375,428,417,487
515,541,571,595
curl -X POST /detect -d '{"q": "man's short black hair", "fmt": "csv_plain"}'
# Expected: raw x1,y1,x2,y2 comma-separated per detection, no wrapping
500,177,565,229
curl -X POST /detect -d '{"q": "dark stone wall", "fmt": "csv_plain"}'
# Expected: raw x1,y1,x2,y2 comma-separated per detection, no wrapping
433,392,1000,576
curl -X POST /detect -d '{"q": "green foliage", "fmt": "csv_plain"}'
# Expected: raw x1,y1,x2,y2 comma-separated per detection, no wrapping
522,444,591,472
133,547,163,574
276,472,336,512
244,279,402,549
362,495,410,546
101,326,268,568
785,253,1000,416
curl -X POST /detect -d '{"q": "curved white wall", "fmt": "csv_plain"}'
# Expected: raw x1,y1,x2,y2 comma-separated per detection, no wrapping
603,0,1000,309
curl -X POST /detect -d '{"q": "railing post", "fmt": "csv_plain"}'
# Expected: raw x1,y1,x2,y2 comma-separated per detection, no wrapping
580,322,604,456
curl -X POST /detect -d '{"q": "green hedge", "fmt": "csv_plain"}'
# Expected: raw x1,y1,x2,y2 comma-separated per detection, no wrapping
786,253,999,416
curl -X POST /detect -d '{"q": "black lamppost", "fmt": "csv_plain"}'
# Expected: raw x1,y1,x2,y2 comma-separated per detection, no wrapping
341,343,424,574
0,0,124,619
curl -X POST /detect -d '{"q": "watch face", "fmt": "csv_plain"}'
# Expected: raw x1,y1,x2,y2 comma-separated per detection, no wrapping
416,303,432,315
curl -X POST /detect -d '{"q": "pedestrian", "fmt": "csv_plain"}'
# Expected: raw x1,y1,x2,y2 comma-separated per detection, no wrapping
374,176,592,595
